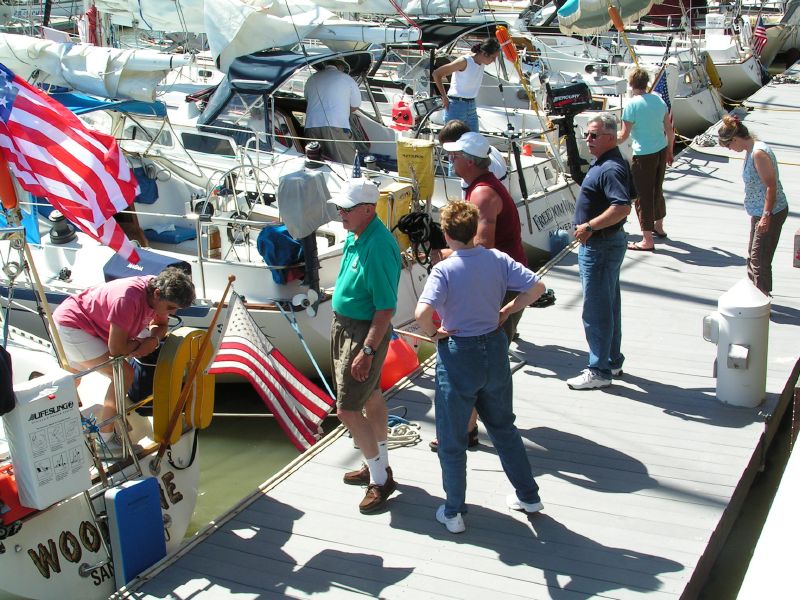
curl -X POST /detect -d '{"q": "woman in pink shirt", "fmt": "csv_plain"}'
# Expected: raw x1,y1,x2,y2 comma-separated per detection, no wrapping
53,267,195,445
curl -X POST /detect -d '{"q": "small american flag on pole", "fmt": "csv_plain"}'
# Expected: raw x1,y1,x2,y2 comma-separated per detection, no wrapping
752,17,768,57
652,68,673,127
0,63,140,262
207,293,335,451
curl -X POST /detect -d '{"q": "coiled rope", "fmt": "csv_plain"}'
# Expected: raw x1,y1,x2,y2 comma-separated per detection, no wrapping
392,212,446,271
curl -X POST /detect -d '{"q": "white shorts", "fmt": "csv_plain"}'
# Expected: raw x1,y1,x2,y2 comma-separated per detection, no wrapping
55,325,108,367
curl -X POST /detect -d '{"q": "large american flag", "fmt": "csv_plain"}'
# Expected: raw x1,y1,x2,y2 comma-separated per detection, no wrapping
652,69,673,128
752,17,768,57
207,293,335,451
0,63,140,262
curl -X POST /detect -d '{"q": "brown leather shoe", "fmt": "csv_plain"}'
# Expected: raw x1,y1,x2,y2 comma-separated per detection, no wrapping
358,472,397,514
343,463,369,485
344,465,393,486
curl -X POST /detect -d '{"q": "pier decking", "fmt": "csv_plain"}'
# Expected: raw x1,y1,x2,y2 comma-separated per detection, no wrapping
122,68,800,599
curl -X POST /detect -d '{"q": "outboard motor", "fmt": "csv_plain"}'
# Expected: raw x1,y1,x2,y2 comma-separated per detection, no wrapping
545,81,593,183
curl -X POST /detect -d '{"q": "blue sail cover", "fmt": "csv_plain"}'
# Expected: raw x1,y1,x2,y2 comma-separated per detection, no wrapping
49,91,167,117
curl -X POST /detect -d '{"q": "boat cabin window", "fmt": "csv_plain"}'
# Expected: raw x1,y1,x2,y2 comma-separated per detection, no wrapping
180,131,237,156
207,91,272,151
122,124,173,147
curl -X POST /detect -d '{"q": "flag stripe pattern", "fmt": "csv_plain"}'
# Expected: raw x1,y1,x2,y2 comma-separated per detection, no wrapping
752,17,768,57
652,69,673,127
207,294,335,451
0,63,140,262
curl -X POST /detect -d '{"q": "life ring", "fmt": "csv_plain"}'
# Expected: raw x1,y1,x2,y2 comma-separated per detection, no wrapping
152,327,215,444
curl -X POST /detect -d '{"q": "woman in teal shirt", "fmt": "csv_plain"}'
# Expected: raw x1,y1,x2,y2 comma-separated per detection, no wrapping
618,67,675,251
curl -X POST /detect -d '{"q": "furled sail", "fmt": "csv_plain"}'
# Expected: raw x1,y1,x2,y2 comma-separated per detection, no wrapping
0,33,192,101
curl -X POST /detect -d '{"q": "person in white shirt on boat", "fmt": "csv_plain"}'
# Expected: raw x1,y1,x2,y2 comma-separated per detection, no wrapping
437,119,508,198
304,59,361,165
433,39,500,133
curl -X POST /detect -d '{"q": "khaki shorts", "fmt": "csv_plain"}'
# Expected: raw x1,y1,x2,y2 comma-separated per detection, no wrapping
330,314,392,411
55,325,108,368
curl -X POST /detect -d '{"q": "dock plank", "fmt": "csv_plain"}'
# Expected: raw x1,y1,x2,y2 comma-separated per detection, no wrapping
123,67,800,599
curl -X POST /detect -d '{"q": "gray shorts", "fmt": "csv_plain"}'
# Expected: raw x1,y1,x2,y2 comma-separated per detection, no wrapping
330,314,391,411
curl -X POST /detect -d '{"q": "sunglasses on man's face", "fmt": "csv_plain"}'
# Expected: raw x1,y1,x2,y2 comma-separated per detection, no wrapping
584,131,610,140
335,204,364,213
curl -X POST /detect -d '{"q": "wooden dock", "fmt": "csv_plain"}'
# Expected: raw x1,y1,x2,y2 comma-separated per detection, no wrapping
120,69,800,600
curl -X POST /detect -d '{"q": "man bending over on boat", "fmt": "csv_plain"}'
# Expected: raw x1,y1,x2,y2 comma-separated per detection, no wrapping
329,178,402,514
304,59,361,165
53,268,195,452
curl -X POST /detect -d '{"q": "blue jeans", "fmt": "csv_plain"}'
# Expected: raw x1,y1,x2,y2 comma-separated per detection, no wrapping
444,98,479,133
578,230,627,377
434,330,540,517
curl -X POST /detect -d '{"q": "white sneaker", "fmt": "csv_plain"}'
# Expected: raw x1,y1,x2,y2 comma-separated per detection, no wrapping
611,368,623,377
567,369,611,390
506,493,544,514
436,505,466,533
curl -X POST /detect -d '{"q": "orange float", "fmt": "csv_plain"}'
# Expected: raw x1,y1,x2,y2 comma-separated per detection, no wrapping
380,333,420,391
0,160,18,210
495,25,518,63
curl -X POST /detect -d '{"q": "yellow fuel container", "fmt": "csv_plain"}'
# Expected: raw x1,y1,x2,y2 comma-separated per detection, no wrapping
377,182,414,251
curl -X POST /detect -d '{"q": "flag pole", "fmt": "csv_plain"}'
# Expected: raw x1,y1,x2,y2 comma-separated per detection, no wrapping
0,160,70,368
150,274,236,475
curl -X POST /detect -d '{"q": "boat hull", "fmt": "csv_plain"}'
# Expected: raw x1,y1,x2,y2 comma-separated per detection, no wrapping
0,433,198,600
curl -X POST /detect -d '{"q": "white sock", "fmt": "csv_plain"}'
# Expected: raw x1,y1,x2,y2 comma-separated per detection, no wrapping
378,440,389,467
366,454,387,485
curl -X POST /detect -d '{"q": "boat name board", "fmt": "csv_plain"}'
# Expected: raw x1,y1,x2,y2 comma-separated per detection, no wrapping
531,197,576,232
26,470,185,582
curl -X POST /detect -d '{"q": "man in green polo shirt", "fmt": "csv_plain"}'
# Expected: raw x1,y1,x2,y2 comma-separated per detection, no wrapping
329,178,402,514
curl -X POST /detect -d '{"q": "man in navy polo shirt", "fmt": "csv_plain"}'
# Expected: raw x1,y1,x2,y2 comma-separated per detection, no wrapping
567,114,634,390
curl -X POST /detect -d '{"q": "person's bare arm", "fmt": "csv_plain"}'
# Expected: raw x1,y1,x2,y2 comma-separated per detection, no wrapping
618,120,632,144
433,57,467,109
753,149,779,234
574,204,631,244
470,186,502,249
350,308,394,382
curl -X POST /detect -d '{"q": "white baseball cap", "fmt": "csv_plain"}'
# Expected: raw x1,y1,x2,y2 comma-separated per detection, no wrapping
441,131,491,158
327,178,379,209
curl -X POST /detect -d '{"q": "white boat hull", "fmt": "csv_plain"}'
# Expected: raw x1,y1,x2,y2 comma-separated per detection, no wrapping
714,56,763,101
0,433,198,600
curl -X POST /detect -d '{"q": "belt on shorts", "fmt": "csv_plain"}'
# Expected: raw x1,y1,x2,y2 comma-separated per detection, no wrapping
448,95,476,102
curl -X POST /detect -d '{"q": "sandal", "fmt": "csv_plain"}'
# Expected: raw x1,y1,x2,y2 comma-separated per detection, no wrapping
627,241,654,252
653,230,668,239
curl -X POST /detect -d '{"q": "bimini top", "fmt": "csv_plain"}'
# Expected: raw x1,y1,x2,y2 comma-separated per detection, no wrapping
199,49,372,126
384,17,506,49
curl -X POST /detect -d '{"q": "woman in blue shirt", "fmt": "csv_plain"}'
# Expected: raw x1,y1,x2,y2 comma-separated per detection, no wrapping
618,67,675,251
718,114,789,295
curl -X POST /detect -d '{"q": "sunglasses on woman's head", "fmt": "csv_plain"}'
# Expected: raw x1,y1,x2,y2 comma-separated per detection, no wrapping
719,138,732,148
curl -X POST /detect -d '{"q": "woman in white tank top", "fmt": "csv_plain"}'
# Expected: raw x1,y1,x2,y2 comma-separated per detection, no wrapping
433,38,500,133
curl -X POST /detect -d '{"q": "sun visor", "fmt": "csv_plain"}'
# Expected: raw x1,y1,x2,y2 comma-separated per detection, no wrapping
103,248,191,283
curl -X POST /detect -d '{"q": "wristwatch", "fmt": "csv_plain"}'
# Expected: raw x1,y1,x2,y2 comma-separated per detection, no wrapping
362,345,375,356
584,223,594,232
